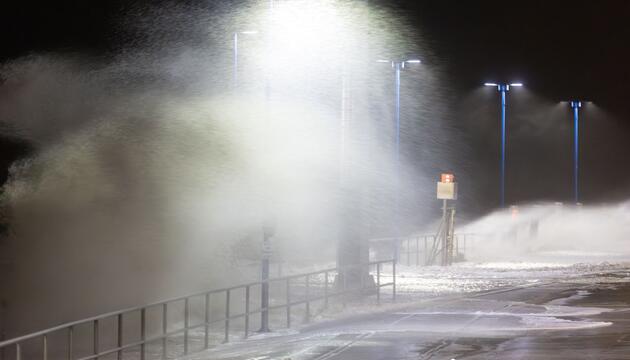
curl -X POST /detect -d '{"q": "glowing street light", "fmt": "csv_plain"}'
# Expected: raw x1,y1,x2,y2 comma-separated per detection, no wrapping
380,58,421,260
567,100,586,204
484,82,523,208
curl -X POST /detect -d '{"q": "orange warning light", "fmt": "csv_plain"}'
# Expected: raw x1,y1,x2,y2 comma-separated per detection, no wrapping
440,173,455,183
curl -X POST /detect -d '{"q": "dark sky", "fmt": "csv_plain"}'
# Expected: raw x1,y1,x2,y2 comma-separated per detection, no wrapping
405,1,630,208
408,0,630,108
1,0,630,209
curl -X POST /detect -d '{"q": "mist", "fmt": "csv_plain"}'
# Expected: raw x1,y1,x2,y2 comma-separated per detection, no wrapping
463,202,630,264
0,0,457,337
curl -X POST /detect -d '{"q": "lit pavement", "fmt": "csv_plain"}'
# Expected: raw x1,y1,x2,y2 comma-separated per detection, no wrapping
185,270,630,359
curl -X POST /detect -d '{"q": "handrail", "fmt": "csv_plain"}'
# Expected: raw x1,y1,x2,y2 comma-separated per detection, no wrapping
369,233,479,266
0,259,397,359
368,232,478,242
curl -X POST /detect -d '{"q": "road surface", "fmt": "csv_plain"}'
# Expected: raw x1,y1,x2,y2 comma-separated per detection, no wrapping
185,269,630,359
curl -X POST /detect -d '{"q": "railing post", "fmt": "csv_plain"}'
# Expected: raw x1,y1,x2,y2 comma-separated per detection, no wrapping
304,275,310,323
15,344,20,360
406,238,410,266
259,280,270,332
286,278,291,328
392,261,397,302
392,239,396,264
140,309,146,360
224,290,230,343
323,271,329,309
117,314,123,360
42,335,48,360
415,237,420,266
455,235,459,257
424,236,428,265
161,304,167,360
376,262,381,305
463,234,467,255
360,264,365,290
184,298,189,355
93,320,99,360
244,286,250,338
342,267,347,307
204,294,210,349
67,326,73,360
259,258,270,333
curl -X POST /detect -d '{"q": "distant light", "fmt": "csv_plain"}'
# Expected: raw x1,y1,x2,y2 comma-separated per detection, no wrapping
405,59,421,63
440,173,455,183
240,30,258,34
377,59,391,63
562,100,590,106
510,83,523,87
484,83,498,87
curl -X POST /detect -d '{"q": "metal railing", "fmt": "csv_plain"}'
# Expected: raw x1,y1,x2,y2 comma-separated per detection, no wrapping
0,259,395,360
370,233,478,266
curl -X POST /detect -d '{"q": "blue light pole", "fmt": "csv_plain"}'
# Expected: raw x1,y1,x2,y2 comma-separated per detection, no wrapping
379,59,420,260
570,100,582,204
232,31,258,89
484,82,523,208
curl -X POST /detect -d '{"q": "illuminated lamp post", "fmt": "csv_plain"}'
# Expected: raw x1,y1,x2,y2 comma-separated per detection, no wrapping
378,59,421,262
484,82,523,208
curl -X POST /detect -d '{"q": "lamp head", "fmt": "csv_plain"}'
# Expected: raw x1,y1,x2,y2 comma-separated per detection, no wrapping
484,82,523,91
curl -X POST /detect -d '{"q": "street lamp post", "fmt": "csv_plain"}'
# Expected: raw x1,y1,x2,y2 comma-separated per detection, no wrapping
231,29,272,333
569,100,582,204
484,82,523,208
232,31,258,88
379,59,420,261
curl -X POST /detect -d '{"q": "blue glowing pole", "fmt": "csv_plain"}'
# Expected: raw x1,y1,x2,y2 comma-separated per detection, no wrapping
486,82,520,207
499,85,508,208
571,101,581,204
395,62,401,215
394,61,401,260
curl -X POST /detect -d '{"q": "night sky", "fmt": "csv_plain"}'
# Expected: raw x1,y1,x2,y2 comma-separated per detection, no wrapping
411,1,630,108
2,0,630,210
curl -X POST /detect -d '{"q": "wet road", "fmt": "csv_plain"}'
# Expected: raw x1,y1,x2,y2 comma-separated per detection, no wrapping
187,270,630,359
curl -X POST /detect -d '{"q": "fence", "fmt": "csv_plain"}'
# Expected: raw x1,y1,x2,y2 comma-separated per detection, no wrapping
370,233,478,266
0,259,395,360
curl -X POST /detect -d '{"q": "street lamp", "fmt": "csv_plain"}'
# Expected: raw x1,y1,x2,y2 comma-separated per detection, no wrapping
379,59,421,260
232,30,258,88
568,100,585,204
484,82,523,208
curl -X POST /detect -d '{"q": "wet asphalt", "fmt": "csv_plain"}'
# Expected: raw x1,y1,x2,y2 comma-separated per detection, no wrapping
189,271,630,359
